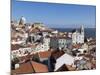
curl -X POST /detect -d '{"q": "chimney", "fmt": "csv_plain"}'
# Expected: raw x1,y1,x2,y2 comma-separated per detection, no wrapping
15,64,20,69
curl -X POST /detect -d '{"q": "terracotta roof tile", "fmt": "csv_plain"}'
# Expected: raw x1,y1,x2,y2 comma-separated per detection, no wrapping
38,51,51,58
72,44,82,49
31,61,48,73
12,61,48,74
12,61,34,74
51,50,65,59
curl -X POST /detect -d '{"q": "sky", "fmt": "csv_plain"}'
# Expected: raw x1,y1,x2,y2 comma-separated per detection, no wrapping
12,0,96,28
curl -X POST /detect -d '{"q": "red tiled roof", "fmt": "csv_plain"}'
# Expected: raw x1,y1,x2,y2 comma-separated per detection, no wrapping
38,51,51,58
51,50,65,59
12,61,34,74
31,61,48,73
12,61,48,74
72,44,82,49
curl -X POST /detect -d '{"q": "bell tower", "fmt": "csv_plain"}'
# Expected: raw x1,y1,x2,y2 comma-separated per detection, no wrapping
19,16,26,25
81,25,84,35
81,25,84,43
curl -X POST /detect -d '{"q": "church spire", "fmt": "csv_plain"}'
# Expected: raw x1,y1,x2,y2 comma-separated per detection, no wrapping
19,16,26,25
81,25,84,34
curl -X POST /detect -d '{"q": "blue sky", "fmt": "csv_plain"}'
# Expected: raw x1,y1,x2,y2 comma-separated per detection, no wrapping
12,0,96,28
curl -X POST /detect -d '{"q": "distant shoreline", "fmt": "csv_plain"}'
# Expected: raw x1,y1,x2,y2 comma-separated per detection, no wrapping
52,28,96,38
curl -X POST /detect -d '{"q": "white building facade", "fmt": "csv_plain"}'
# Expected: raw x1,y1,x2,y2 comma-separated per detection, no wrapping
54,53,74,71
50,37,72,50
72,25,84,44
